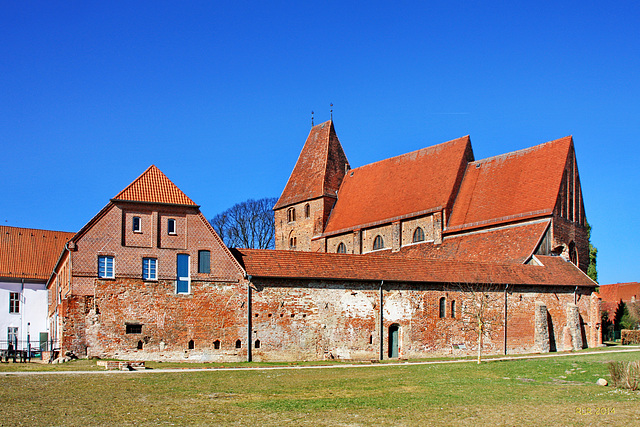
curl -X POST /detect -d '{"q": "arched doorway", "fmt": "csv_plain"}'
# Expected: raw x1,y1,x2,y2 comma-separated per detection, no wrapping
388,324,400,358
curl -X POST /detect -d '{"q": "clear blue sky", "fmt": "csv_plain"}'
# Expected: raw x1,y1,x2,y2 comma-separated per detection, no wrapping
1,1,638,285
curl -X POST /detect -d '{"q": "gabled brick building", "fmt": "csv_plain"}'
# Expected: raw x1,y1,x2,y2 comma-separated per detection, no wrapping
274,121,589,274
47,166,246,358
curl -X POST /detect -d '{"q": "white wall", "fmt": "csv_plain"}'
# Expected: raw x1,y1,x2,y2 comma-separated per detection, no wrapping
0,280,49,350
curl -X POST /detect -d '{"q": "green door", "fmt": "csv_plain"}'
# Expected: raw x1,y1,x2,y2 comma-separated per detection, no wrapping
389,324,399,358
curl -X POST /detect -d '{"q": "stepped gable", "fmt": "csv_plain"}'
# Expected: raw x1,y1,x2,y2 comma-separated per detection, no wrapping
233,248,595,287
112,165,197,206
0,226,75,280
323,136,473,235
447,136,573,232
387,220,549,264
274,120,349,210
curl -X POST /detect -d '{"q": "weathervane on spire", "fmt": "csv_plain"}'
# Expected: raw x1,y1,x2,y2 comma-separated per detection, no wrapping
311,111,314,126
330,103,333,120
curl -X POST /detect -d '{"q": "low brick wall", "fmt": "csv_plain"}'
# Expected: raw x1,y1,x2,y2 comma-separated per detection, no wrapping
96,360,146,370
621,330,640,345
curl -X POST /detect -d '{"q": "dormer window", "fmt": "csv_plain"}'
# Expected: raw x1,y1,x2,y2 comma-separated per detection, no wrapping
413,227,424,243
373,235,384,250
168,218,176,235
132,216,141,233
287,208,296,223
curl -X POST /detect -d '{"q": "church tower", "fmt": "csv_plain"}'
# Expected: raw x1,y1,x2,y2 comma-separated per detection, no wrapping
274,120,349,251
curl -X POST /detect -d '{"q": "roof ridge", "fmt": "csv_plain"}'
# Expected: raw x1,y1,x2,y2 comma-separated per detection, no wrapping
349,136,470,172
471,136,572,165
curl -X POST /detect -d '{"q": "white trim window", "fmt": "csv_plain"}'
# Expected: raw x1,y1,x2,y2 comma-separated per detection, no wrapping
9,292,20,314
132,216,141,232
98,255,114,279
143,258,157,281
168,218,176,235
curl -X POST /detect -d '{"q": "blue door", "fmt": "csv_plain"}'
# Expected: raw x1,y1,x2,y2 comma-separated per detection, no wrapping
176,254,190,293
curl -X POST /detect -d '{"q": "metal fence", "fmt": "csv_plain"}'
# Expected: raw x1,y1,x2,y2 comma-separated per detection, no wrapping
0,339,59,359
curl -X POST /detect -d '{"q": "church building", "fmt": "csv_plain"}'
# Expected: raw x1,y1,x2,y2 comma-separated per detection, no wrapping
44,121,599,362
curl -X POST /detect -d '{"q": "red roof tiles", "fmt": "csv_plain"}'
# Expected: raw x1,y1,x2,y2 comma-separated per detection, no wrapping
387,220,549,264
0,226,75,280
112,165,197,206
447,136,573,231
323,136,473,235
598,283,640,304
233,249,595,287
274,121,349,210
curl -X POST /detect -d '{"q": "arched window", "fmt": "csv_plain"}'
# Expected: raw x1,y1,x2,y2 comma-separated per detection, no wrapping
413,227,425,243
188,339,195,350
569,241,577,265
373,235,384,250
235,339,242,349
439,297,446,318
213,340,220,349
304,204,310,218
287,207,296,222
254,339,261,349
337,242,346,253
450,300,456,318
289,236,297,249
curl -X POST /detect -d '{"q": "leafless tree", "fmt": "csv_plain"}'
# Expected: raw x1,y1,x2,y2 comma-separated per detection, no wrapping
453,283,506,364
210,197,278,249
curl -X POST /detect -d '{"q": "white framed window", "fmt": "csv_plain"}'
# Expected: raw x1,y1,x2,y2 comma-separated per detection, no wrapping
143,258,157,281
7,327,18,347
98,255,114,279
168,218,176,235
132,216,141,232
9,292,19,314
176,254,190,294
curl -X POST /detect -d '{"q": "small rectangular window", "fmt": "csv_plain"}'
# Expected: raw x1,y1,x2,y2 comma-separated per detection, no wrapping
143,258,157,280
132,216,141,232
168,218,176,234
9,292,19,314
126,324,142,334
98,256,114,279
198,250,210,274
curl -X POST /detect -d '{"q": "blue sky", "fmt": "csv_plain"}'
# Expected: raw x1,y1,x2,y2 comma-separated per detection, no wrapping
1,1,638,285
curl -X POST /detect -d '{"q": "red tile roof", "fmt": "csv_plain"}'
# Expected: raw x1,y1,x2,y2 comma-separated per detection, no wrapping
233,249,595,287
598,283,640,303
112,165,197,206
385,220,549,264
323,136,473,235
0,226,75,281
274,121,349,210
447,136,572,232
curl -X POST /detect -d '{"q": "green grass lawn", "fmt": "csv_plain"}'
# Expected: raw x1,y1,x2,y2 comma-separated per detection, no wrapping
1,350,639,426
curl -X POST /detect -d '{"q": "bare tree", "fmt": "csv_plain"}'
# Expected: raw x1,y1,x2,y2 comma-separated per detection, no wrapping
210,197,278,249
454,283,506,364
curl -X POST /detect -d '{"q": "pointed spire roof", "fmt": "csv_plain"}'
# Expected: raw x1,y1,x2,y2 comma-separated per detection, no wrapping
112,165,197,206
274,120,349,210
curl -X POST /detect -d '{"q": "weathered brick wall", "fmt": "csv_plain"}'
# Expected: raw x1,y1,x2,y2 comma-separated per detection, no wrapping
274,198,327,251
89,278,248,361
80,275,597,361
552,215,589,273
401,215,436,246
